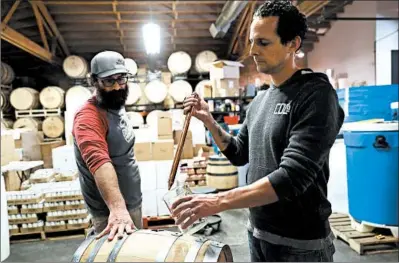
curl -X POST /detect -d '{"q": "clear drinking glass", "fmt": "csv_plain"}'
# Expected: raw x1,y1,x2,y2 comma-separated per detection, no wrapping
163,183,208,235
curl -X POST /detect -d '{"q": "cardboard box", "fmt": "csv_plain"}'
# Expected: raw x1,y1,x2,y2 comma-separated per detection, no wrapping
52,145,77,174
40,140,66,168
210,60,244,80
173,130,193,145
158,115,173,139
21,130,44,161
194,144,207,157
134,142,152,161
4,171,21,191
173,130,193,159
1,133,16,166
152,140,174,160
213,79,240,97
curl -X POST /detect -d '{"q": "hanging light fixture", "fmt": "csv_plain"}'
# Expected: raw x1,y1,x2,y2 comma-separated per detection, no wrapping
296,50,305,58
142,23,161,55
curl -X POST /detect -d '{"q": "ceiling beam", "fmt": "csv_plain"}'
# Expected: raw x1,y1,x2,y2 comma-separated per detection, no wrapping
297,0,330,17
0,24,61,65
30,2,49,51
35,1,70,56
57,24,211,32
43,1,225,5
52,18,216,24
2,0,21,26
241,1,257,58
227,4,250,56
49,10,222,15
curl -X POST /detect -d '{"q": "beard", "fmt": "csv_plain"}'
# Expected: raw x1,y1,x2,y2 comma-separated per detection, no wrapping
96,86,129,110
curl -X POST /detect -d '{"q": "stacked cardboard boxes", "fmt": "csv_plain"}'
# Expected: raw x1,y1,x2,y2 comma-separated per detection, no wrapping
210,60,244,97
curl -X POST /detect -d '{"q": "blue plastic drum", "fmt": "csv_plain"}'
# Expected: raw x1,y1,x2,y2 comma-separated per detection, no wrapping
343,121,398,226
391,102,398,121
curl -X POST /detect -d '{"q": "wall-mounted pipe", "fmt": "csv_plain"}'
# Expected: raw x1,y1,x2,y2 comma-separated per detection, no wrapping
209,1,248,39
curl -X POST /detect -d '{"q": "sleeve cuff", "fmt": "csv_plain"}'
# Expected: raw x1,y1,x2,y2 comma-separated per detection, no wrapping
220,137,235,158
89,159,111,175
267,168,293,201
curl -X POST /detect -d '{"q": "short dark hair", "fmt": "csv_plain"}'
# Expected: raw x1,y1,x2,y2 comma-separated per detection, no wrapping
254,0,308,51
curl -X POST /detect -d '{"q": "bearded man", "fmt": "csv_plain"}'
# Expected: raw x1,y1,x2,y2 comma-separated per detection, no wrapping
72,50,142,241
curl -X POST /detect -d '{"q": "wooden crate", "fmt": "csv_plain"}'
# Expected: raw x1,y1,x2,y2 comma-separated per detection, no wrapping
10,228,89,243
20,207,44,214
46,213,88,222
329,213,399,255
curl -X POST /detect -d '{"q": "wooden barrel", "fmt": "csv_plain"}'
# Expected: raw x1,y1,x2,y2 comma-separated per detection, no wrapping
63,55,88,79
125,58,138,76
144,80,168,104
42,116,65,138
39,86,65,109
65,85,92,113
13,118,42,130
168,80,192,103
206,155,238,190
167,51,192,76
71,230,233,262
126,112,144,127
1,118,14,130
0,91,12,112
10,87,40,110
125,82,142,106
195,50,218,74
1,62,15,84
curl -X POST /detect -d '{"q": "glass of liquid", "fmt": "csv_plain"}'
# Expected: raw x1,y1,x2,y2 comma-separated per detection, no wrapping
163,183,208,235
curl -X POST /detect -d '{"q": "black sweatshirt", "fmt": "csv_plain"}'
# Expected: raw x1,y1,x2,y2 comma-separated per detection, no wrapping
222,69,345,240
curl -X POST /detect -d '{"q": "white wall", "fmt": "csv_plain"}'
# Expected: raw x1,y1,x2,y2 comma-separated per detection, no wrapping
376,1,399,85
308,1,377,86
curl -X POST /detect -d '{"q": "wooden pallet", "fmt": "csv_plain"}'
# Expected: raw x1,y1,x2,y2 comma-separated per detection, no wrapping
9,227,89,243
142,215,176,230
329,213,399,255
15,108,62,118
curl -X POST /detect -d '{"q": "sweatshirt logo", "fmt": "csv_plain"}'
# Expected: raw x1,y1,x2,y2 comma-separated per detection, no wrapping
274,101,291,115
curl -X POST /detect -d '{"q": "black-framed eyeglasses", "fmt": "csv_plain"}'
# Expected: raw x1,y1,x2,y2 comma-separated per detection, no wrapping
99,76,128,87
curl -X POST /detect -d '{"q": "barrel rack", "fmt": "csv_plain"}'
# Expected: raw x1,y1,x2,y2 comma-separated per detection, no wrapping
15,108,62,119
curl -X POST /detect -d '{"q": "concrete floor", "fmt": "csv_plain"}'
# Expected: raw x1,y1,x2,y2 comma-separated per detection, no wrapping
4,209,398,262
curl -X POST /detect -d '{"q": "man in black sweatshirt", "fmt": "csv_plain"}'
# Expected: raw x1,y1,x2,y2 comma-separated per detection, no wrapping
171,0,344,262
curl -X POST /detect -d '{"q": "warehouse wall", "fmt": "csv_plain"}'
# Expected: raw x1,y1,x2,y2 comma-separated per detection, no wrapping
307,1,377,86
375,1,399,85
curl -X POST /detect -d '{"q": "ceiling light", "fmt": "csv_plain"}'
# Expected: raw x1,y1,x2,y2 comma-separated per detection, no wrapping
142,23,160,55
296,51,305,58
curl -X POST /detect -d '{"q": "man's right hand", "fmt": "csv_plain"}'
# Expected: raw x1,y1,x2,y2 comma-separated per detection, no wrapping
183,92,212,124
96,209,136,241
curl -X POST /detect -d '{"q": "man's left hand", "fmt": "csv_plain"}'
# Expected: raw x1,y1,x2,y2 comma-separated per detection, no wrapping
171,194,222,229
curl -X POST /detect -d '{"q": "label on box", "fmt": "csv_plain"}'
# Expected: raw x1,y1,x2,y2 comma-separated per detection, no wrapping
134,142,152,161
152,140,174,160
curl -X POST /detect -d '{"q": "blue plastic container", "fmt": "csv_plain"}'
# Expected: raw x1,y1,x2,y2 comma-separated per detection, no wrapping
391,102,398,121
343,121,398,226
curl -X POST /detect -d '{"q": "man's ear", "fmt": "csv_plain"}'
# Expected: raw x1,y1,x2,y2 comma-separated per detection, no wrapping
289,36,301,53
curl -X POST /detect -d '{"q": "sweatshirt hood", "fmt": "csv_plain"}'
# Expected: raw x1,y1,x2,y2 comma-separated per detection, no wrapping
271,68,331,89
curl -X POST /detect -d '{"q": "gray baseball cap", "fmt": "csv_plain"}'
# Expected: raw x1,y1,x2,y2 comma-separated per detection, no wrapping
90,50,128,78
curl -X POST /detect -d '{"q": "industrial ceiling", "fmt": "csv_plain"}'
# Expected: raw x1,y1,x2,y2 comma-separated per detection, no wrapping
1,0,353,76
